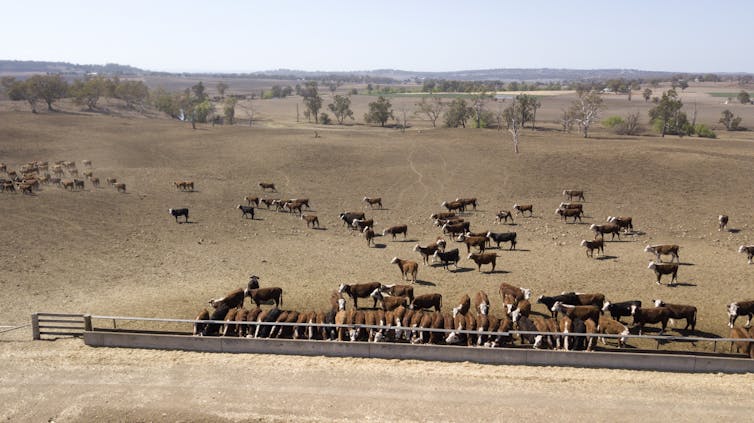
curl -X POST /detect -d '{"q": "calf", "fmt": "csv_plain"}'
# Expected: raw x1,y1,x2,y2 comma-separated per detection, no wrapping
727,300,754,328
90,177,100,187
652,299,697,331
413,243,440,265
382,224,408,240
115,182,126,193
590,223,621,240
719,214,729,232
467,252,499,272
338,282,382,309
432,248,460,270
430,212,456,220
248,287,283,308
631,305,670,335
495,210,514,224
648,261,678,285
513,203,533,216
597,316,629,348
201,304,231,336
456,233,486,253
244,196,260,206
581,239,604,257
410,293,442,312
390,257,418,283
556,207,583,223
602,300,642,322
363,226,375,246
237,205,255,219
363,196,383,209
644,244,680,263
737,245,754,264
371,290,409,311
563,189,585,201
259,182,276,191
261,198,280,208
301,214,319,228
106,177,117,186
169,208,189,223
486,231,517,250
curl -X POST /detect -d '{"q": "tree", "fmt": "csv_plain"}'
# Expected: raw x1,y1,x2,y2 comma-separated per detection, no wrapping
152,88,182,118
502,101,523,153
648,89,687,137
300,81,323,123
191,81,207,102
738,90,751,104
28,74,68,111
70,76,107,110
224,97,237,125
415,96,445,128
114,80,149,110
216,81,229,97
364,96,393,127
678,80,689,91
719,109,743,131
327,95,354,124
570,90,604,138
443,98,473,128
604,112,641,135
1,76,38,113
471,92,490,128
560,108,575,133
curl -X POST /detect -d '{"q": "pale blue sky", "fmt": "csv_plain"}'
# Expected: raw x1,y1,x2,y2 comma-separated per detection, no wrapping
2,0,752,73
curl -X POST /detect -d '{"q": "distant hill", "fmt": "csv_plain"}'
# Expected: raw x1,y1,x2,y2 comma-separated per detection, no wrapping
0,60,749,82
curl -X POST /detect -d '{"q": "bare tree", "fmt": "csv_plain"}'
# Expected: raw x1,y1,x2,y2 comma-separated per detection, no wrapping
237,98,254,126
571,90,604,138
414,96,445,128
560,109,575,133
503,102,524,154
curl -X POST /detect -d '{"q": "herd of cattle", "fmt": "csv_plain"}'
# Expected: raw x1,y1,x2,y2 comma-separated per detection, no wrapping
185,186,754,357
195,276,754,356
0,160,126,194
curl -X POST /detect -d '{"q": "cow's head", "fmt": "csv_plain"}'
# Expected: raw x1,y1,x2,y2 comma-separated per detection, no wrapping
550,301,562,313
510,309,521,323
248,276,260,290
337,298,346,311
445,332,459,344
337,283,347,294
580,240,588,247
630,304,639,315
521,288,532,300
653,299,664,307
369,288,382,300
643,245,654,253
647,262,657,270
602,301,611,311
479,303,489,316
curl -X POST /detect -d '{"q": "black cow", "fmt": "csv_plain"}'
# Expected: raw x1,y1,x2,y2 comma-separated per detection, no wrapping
202,303,230,336
602,300,642,322
169,208,189,223
237,205,255,219
536,293,581,317
486,231,517,250
432,248,460,270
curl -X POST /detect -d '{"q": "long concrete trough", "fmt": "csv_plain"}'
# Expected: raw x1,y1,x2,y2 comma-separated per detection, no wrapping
84,331,754,374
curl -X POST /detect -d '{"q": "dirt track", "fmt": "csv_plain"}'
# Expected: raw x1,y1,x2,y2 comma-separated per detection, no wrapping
2,90,754,420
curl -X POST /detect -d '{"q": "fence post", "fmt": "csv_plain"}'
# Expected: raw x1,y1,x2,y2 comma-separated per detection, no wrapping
84,314,92,332
31,313,40,340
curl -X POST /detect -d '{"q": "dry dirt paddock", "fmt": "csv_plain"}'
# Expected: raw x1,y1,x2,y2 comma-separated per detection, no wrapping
2,106,754,420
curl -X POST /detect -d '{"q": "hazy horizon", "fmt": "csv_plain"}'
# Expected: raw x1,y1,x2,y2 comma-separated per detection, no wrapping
3,0,753,74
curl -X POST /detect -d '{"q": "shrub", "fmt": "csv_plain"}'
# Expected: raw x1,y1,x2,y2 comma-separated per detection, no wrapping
602,116,624,128
319,112,332,125
694,124,716,139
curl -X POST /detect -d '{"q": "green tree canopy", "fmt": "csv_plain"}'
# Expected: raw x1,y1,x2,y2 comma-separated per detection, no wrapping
648,89,687,137
327,95,354,124
300,81,323,123
364,96,394,127
443,98,473,128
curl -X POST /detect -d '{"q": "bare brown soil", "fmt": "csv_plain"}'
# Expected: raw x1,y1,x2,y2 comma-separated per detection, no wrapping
1,87,754,420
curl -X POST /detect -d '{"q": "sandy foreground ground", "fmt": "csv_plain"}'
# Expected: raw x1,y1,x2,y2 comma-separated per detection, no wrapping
1,332,754,422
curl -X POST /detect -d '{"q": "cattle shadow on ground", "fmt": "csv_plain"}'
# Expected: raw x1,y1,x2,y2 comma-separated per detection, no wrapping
605,239,631,243
727,228,742,234
311,227,327,231
673,328,719,338
448,267,474,273
595,255,618,261
677,262,695,266
665,282,697,287
480,269,510,275
372,243,387,249
392,238,418,243
414,279,436,286
177,220,197,224
627,230,647,236
508,248,530,252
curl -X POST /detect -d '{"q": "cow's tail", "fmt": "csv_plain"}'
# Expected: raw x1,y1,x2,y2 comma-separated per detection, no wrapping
279,292,283,307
